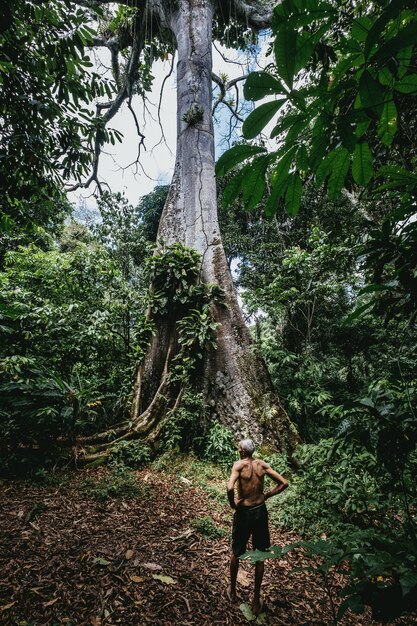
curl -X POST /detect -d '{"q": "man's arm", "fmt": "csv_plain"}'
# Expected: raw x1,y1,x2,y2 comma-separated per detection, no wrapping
227,462,243,509
263,465,289,501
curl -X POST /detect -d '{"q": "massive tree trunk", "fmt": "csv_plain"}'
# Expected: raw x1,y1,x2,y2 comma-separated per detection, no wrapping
136,0,299,451
76,0,299,461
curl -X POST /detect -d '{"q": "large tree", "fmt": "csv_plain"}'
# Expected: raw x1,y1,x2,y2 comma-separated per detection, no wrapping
68,0,299,456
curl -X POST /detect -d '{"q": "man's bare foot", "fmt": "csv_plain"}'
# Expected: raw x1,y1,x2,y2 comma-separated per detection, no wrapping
226,586,238,603
252,597,264,616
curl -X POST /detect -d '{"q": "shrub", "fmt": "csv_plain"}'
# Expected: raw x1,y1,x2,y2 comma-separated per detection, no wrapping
204,422,237,468
109,440,152,469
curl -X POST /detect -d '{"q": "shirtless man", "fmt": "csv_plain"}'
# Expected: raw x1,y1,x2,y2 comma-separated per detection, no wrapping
226,439,289,616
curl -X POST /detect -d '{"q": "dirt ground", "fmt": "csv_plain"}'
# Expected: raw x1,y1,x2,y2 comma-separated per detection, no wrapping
1,465,416,625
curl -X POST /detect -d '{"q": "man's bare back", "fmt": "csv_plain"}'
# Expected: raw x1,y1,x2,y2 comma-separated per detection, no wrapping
229,457,288,508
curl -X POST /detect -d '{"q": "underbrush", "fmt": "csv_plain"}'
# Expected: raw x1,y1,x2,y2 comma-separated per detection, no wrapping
80,466,149,501
262,439,417,623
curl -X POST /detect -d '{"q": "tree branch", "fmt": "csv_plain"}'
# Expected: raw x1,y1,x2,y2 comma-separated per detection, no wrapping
212,71,248,122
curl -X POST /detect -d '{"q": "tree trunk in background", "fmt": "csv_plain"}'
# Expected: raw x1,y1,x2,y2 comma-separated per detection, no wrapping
140,0,299,451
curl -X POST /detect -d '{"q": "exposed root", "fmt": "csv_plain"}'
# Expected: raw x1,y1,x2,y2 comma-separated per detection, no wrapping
74,340,176,465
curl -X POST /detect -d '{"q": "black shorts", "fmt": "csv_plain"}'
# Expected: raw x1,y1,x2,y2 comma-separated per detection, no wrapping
232,503,270,557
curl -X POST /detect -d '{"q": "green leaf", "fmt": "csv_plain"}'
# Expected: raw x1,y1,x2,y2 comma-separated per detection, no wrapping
152,574,177,585
352,141,373,185
398,45,413,78
378,67,393,87
359,70,385,117
364,0,406,57
270,113,304,140
215,145,266,177
316,149,338,187
274,27,297,89
271,146,297,186
264,180,285,219
244,72,287,101
372,21,417,63
296,144,309,171
327,147,350,199
239,603,256,621
394,74,417,94
242,100,286,140
286,116,310,143
242,156,270,210
285,172,302,216
92,557,111,566
378,98,397,145
399,572,417,596
220,164,250,208
351,16,372,42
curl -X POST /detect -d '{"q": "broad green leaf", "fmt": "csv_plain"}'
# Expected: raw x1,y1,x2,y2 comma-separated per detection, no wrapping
398,45,413,78
286,116,309,143
394,74,417,94
356,118,370,138
274,27,297,89
294,30,318,72
285,172,302,216
376,165,417,189
296,144,309,171
359,70,385,117
242,100,286,140
273,0,335,30
328,147,350,199
264,176,289,218
316,149,338,187
271,146,297,186
242,156,270,209
270,113,303,139
372,21,417,63
220,164,251,208
378,67,393,86
152,574,177,584
239,603,256,621
244,72,287,101
364,0,407,57
351,16,372,42
310,134,328,170
215,145,266,177
378,98,397,145
352,141,373,185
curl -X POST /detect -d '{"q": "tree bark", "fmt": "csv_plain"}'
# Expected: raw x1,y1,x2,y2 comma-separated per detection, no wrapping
141,0,299,451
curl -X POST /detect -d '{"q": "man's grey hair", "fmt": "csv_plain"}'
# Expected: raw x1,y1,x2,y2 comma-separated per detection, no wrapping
240,438,255,456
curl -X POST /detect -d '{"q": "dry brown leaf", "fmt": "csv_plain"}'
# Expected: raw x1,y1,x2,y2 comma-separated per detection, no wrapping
43,598,59,608
0,601,16,611
141,562,162,571
130,575,144,583
125,549,134,559
237,569,251,588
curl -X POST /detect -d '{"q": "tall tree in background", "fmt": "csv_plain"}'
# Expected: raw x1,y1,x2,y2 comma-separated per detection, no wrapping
1,0,299,453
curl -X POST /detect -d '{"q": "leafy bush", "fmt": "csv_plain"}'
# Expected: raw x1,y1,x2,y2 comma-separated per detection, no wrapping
110,440,152,469
204,422,237,468
81,467,145,501
159,391,205,453
192,515,225,539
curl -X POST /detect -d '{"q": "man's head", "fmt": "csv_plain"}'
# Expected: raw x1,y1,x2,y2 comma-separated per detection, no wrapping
239,438,255,458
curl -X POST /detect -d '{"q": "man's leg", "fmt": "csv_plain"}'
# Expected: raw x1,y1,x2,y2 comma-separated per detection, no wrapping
229,553,239,601
252,561,264,615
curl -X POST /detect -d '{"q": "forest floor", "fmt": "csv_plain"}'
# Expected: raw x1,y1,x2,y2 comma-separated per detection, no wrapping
0,456,415,626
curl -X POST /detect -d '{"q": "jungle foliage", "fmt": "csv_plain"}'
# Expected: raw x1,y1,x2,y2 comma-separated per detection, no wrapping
1,0,417,622
216,0,417,621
